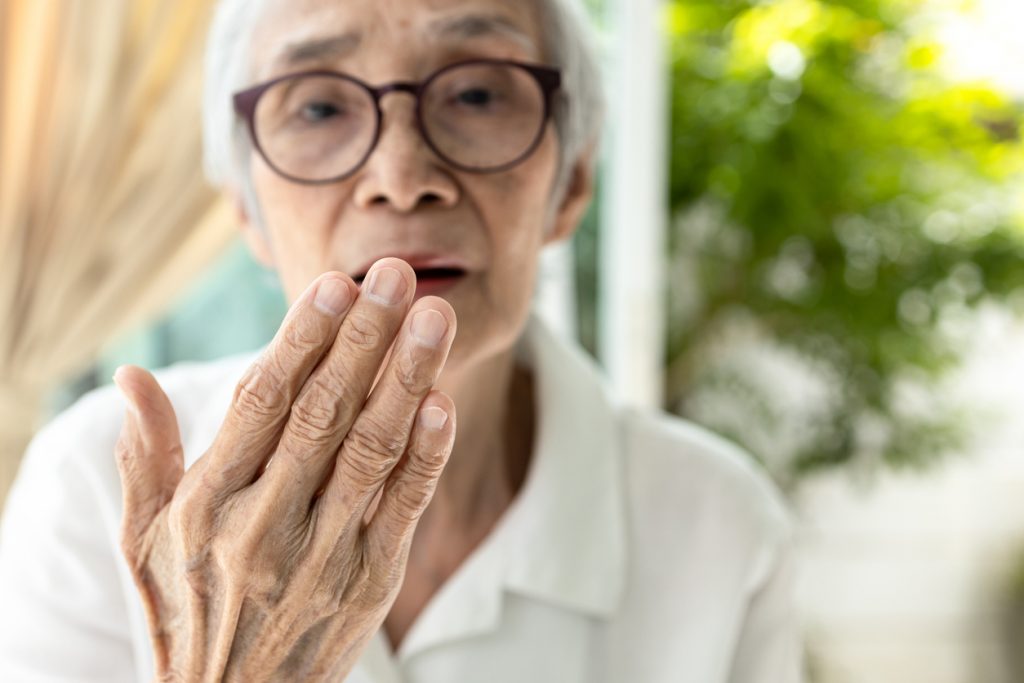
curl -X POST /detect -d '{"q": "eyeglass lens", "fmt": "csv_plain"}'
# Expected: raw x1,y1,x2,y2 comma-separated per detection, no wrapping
252,62,547,182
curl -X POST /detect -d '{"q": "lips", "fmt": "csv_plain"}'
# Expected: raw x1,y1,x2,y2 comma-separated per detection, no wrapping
410,270,466,298
351,255,471,285
353,266,468,285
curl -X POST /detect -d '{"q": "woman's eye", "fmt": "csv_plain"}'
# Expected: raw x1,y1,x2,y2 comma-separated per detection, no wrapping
301,102,342,121
457,88,494,107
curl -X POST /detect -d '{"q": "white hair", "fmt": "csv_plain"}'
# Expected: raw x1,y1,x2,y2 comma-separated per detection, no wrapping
201,0,604,213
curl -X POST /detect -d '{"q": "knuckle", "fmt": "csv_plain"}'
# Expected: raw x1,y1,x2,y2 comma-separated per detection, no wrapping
156,444,185,472
282,318,325,355
340,314,385,351
388,480,432,525
233,362,289,419
343,421,406,482
352,416,407,458
289,395,343,442
166,474,222,552
405,448,448,482
344,449,397,486
285,422,330,460
390,349,434,397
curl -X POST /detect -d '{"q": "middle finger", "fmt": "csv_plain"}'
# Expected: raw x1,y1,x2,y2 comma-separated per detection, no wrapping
255,257,415,509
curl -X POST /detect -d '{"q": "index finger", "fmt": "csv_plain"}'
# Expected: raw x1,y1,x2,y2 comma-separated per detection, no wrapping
200,272,357,496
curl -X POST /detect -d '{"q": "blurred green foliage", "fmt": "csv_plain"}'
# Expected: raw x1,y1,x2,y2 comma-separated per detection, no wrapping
663,0,1024,475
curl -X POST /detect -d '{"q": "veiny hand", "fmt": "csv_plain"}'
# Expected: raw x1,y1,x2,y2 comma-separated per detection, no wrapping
113,259,457,682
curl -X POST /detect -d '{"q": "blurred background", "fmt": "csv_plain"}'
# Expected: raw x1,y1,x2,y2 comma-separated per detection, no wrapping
2,0,1023,681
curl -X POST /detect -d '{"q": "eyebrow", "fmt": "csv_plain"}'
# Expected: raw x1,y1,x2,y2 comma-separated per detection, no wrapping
272,33,362,71
271,13,537,73
430,14,539,54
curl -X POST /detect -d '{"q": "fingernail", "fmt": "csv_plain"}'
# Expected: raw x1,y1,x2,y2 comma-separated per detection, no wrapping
314,278,352,315
112,366,130,394
418,406,449,431
112,368,138,415
364,267,406,305
411,310,448,348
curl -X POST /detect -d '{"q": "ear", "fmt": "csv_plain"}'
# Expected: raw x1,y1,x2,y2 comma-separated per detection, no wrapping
231,189,274,268
543,145,596,247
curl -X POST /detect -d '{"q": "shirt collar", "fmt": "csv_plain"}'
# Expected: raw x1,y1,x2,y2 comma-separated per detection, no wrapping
397,310,628,660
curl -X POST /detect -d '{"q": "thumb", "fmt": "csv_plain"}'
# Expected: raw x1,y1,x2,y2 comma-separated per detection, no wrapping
113,365,184,556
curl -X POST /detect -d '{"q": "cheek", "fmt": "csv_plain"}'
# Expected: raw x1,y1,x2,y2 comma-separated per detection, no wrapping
473,154,558,305
477,186,545,279
251,157,342,299
253,159,324,235
481,133,561,235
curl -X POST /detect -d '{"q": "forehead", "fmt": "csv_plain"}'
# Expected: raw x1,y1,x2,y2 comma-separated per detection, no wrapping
251,0,543,79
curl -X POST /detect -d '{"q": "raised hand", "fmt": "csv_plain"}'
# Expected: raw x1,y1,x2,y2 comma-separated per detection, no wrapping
113,259,456,682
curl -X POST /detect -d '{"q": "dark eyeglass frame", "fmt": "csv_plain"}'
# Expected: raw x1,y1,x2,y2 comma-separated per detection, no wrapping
233,58,563,185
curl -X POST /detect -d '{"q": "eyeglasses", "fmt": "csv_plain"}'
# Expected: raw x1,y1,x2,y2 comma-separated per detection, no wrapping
233,59,562,185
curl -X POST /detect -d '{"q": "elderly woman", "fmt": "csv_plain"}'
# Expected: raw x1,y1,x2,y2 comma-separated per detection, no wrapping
0,0,800,681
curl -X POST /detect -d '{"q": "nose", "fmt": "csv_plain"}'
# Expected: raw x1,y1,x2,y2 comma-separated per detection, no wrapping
352,94,459,213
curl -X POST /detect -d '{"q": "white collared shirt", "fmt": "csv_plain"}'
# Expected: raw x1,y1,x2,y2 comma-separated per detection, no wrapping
0,312,801,682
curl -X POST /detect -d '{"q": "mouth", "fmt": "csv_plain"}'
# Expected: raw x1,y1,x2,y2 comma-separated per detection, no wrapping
353,264,470,299
353,266,466,284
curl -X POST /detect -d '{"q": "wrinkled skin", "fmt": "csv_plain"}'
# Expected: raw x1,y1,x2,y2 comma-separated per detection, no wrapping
116,263,457,681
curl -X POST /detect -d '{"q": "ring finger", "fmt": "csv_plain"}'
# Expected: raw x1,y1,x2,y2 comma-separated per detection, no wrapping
314,296,456,535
